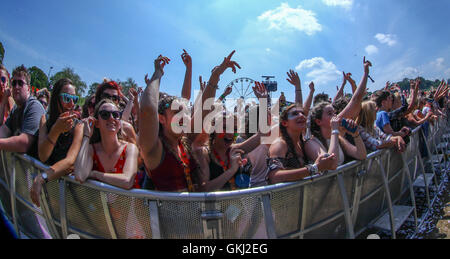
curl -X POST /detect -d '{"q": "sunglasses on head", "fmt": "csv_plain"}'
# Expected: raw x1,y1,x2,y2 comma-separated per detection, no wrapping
101,93,120,103
11,79,26,88
1,77,6,84
99,110,122,120
60,93,79,104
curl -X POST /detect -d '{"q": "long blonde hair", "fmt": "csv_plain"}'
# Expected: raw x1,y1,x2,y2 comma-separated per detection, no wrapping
356,101,377,135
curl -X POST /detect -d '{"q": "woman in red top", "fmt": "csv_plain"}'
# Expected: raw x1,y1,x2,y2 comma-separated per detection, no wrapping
74,99,139,189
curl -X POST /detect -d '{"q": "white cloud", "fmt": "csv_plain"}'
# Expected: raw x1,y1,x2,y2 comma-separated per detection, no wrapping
295,57,341,84
365,45,379,55
258,3,322,35
375,33,397,46
322,0,353,8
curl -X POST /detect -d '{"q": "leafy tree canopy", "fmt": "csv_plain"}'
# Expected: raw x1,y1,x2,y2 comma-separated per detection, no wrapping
50,67,87,96
29,66,49,90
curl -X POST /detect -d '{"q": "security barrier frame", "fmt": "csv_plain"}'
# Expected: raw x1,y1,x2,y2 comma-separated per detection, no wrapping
0,117,448,239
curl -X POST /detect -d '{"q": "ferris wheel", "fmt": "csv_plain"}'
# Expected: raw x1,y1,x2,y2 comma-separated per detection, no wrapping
225,77,256,103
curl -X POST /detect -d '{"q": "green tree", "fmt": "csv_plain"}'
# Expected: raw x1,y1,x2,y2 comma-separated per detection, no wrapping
87,82,100,97
28,66,49,90
50,67,87,96
0,42,4,64
118,77,138,96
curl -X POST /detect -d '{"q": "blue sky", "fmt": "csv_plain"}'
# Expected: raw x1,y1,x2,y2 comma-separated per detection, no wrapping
1,0,449,102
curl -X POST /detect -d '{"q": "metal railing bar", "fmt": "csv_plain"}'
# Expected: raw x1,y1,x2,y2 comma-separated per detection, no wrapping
148,200,161,239
58,179,68,239
337,174,355,239
261,194,277,239
100,192,117,239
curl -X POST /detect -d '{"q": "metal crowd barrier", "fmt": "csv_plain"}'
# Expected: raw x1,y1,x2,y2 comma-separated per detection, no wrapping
0,117,448,239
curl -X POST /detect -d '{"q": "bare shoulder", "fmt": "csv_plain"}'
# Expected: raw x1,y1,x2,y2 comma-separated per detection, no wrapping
269,137,288,157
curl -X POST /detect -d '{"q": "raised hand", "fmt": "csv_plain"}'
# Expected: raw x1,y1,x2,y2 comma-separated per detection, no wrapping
154,55,171,77
309,81,315,91
223,86,233,97
286,69,301,88
199,76,207,92
181,49,192,68
210,50,241,84
363,56,372,74
53,111,77,135
385,81,391,91
229,148,244,172
82,117,96,138
252,81,268,99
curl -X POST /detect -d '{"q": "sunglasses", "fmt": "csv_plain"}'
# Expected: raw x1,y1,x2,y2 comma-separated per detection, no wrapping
99,110,122,120
1,77,6,84
11,79,26,88
101,93,120,103
60,93,79,104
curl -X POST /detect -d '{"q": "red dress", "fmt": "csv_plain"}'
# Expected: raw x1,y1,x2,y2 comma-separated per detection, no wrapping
92,144,141,189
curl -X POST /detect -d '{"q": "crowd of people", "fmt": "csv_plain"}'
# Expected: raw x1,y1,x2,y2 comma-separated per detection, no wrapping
0,50,448,207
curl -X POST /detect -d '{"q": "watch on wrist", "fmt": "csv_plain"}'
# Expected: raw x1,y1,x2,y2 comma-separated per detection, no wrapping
41,172,49,184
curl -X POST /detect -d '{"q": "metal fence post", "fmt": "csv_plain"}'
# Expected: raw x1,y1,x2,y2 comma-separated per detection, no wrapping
336,173,355,239
376,157,396,239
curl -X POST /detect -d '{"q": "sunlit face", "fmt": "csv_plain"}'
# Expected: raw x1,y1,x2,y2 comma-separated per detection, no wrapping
315,105,335,130
97,103,121,135
283,107,307,131
59,84,76,113
11,74,30,105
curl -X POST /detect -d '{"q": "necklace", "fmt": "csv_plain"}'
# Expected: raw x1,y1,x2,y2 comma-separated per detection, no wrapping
212,148,236,190
178,141,195,192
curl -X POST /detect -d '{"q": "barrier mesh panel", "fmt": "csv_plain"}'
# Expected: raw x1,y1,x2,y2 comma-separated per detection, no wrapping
65,182,111,238
158,200,203,239
218,195,265,239
105,193,152,239
271,187,301,237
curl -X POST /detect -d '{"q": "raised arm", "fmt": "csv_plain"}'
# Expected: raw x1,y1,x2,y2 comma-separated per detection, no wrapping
232,82,269,153
303,82,315,117
217,86,233,102
139,55,170,157
286,69,302,106
333,72,347,104
181,49,193,100
337,57,371,120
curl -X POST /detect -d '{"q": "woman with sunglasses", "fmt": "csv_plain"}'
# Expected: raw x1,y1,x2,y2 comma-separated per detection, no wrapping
0,64,14,125
266,104,338,185
94,80,137,144
31,78,83,207
74,99,139,189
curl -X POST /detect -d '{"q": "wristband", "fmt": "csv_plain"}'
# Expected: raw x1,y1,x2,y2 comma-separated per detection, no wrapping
83,134,90,139
331,130,339,135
